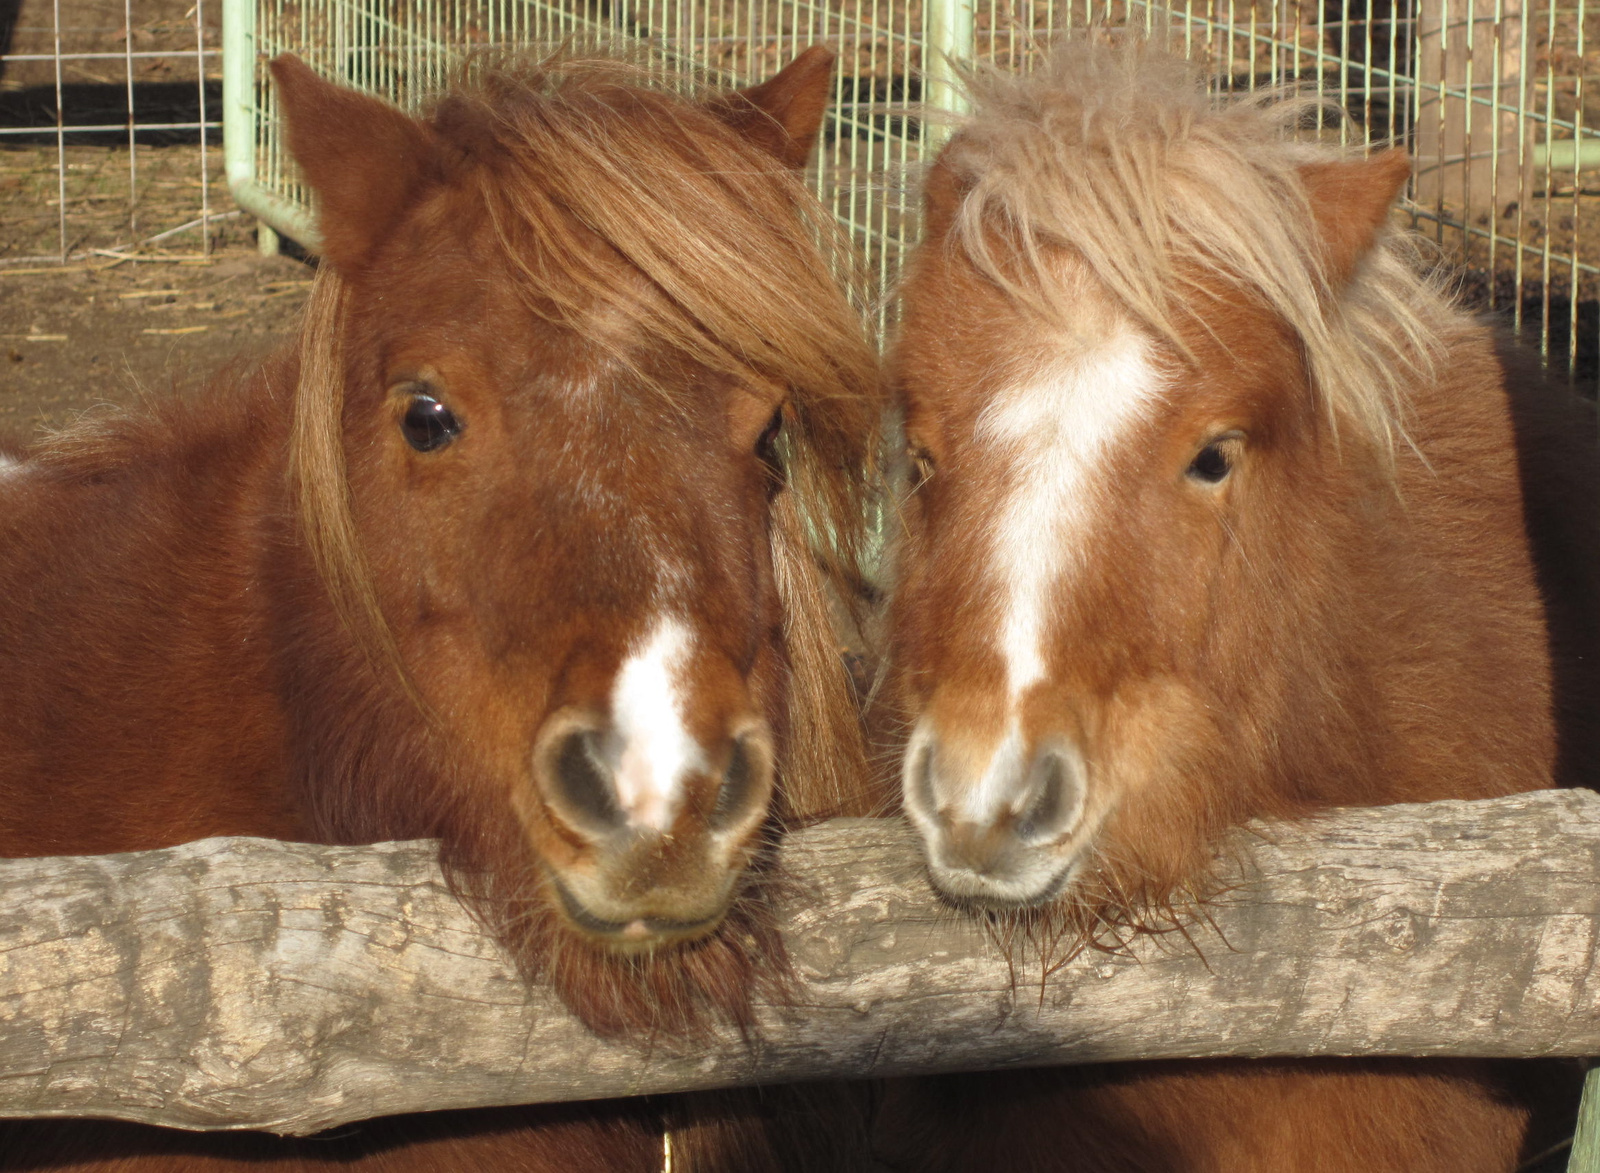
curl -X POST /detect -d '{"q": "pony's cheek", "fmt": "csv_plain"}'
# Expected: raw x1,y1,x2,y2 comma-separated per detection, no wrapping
1093,677,1228,831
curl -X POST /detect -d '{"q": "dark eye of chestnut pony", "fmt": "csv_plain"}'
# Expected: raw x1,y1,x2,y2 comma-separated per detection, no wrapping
401,393,462,453
756,407,785,493
756,408,783,463
1186,436,1238,485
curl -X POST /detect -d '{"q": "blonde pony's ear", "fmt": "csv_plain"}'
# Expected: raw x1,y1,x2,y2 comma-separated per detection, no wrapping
269,55,441,272
1299,148,1413,289
708,45,836,170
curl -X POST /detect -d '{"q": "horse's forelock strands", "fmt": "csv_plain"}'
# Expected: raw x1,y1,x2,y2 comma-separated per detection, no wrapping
941,39,1445,463
289,269,422,706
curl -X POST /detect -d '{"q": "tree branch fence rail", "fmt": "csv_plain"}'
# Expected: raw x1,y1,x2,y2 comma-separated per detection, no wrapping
0,789,1597,1146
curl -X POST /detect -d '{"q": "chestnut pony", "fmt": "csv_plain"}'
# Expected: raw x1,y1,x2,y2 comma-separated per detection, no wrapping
0,48,882,1172
878,40,1596,1173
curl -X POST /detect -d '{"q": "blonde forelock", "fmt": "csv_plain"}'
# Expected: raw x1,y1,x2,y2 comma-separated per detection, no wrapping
941,35,1449,460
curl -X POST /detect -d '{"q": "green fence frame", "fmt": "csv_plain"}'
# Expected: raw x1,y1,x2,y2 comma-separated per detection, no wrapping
218,0,1596,377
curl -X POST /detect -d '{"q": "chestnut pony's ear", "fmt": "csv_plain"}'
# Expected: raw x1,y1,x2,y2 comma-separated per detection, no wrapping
269,54,439,272
708,45,835,170
1299,148,1412,289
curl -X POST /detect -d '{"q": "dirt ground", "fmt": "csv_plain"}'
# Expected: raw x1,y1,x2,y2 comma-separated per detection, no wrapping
0,233,311,435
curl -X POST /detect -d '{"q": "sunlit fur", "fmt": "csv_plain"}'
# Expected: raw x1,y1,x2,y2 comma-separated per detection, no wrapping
881,37,1598,1173
0,48,885,1173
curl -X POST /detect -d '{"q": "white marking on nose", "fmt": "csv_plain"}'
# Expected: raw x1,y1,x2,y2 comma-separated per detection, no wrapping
611,617,704,831
0,453,22,476
959,717,1030,823
963,329,1163,820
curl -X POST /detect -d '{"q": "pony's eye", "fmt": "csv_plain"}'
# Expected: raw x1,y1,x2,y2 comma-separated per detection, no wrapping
755,408,786,496
401,394,462,453
908,446,935,489
756,408,783,463
1186,435,1240,485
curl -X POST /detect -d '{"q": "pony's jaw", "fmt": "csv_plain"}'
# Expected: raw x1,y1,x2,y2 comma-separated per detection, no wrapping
901,714,1100,908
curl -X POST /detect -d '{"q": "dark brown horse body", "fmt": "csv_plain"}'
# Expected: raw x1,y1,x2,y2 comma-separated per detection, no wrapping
0,48,883,1172
876,41,1596,1172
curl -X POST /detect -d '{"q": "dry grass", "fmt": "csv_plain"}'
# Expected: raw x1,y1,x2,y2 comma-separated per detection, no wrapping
0,142,234,261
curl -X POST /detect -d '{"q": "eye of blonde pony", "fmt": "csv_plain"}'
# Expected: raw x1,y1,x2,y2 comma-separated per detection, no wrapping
1186,432,1243,486
754,407,787,497
756,407,783,462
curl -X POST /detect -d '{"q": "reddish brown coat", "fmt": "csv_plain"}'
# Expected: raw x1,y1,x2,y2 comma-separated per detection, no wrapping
878,41,1597,1173
0,47,882,1173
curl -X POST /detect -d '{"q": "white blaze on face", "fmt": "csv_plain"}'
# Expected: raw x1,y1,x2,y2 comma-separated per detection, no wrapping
959,328,1163,819
0,453,21,476
610,616,705,831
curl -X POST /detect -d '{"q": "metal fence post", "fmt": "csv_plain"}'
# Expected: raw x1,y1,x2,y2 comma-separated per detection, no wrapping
922,0,975,150
221,0,322,251
1570,1066,1600,1172
1412,0,1532,216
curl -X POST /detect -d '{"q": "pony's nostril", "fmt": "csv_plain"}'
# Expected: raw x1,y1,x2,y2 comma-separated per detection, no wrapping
1015,748,1080,842
550,729,625,833
710,732,772,831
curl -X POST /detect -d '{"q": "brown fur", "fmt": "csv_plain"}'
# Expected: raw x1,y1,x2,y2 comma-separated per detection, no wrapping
874,1060,1549,1173
0,47,883,1173
877,38,1598,1173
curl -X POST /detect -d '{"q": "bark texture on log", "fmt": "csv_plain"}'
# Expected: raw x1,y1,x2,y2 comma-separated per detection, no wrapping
1,789,1597,1136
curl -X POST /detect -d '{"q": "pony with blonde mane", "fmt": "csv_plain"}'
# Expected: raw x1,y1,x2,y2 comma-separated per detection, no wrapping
0,47,885,1172
878,38,1596,1172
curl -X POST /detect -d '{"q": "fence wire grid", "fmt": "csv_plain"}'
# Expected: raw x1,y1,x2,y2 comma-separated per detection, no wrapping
0,0,1595,381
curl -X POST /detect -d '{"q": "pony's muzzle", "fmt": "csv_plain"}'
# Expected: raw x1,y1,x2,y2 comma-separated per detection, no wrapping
521,709,776,950
903,728,1088,908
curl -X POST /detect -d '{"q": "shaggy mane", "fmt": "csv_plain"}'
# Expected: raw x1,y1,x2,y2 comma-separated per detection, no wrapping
941,36,1448,457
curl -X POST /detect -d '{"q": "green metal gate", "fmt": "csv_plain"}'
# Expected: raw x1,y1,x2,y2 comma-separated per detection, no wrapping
221,0,1597,377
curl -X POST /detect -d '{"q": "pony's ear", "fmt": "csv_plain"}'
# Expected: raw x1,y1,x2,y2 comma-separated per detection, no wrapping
1299,148,1412,288
709,45,835,170
269,55,439,272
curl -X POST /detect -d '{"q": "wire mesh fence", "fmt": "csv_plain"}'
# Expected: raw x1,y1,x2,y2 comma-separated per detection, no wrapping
2,0,1595,382
0,0,236,262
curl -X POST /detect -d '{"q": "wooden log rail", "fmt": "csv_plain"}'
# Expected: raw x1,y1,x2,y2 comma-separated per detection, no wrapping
1,789,1597,1137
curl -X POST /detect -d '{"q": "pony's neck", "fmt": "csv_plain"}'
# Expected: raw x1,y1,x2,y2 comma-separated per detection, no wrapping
0,352,308,856
1289,315,1559,810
